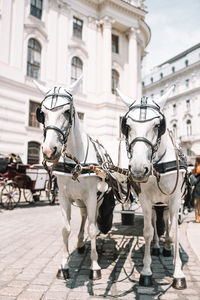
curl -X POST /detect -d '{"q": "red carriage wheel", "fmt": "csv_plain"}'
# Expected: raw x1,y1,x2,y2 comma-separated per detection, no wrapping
1,181,21,209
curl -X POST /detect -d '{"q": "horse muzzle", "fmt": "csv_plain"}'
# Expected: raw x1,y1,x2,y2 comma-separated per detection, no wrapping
128,165,151,183
42,146,61,163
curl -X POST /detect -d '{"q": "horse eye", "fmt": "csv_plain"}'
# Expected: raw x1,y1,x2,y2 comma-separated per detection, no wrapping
64,110,70,118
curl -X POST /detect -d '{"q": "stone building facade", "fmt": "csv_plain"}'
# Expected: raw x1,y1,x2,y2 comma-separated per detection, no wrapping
0,0,150,164
142,43,200,164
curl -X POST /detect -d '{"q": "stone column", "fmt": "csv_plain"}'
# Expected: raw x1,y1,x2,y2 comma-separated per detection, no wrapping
102,17,113,96
128,27,139,100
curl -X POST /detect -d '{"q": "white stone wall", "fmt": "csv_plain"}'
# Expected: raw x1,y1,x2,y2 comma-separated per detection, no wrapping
142,44,200,163
0,0,150,164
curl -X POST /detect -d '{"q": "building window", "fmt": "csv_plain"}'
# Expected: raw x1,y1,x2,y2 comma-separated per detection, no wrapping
186,99,190,110
150,77,153,83
160,73,163,79
186,119,192,136
29,101,40,128
27,38,41,79
112,69,119,94
187,148,192,156
30,0,43,19
142,81,145,87
112,34,119,54
185,59,189,67
78,112,84,121
172,124,177,137
160,90,164,96
172,66,175,73
73,17,83,39
185,79,190,87
173,103,176,114
27,141,40,164
71,56,83,84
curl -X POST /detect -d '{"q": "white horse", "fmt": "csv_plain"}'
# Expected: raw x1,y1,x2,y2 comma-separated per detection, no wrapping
117,87,187,290
34,77,115,280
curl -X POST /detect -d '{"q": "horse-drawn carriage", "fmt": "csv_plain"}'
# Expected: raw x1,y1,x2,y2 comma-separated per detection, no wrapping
0,153,58,209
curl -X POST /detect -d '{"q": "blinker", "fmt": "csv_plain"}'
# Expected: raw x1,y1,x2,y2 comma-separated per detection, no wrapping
36,107,45,124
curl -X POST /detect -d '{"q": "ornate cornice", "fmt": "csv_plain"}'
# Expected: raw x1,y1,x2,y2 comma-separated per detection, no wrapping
68,44,89,59
24,23,48,40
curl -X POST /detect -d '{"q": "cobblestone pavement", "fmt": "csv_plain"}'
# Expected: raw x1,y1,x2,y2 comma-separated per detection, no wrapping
0,201,200,300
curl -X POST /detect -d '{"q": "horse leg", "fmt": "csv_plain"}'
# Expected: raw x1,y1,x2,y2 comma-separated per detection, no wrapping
77,207,87,254
139,202,154,286
151,208,160,256
170,210,187,289
57,201,71,280
163,208,172,257
87,192,101,280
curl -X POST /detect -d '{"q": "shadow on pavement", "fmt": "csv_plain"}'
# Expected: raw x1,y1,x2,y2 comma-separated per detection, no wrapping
63,215,189,299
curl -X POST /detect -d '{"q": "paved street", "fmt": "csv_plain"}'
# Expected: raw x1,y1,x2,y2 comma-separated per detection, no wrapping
0,200,200,300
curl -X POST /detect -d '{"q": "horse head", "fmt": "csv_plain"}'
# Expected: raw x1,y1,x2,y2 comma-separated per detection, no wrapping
117,86,174,182
34,76,83,162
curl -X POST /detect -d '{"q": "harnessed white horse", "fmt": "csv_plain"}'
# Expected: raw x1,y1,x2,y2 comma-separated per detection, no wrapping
117,86,187,290
34,77,115,280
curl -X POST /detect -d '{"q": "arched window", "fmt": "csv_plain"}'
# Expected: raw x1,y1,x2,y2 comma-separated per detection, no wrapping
71,56,83,83
186,120,192,136
30,0,43,19
27,38,41,79
172,123,177,137
112,69,119,95
27,142,40,164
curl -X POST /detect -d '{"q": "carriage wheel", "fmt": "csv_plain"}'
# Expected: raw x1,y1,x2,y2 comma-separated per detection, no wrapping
23,189,34,203
1,182,21,209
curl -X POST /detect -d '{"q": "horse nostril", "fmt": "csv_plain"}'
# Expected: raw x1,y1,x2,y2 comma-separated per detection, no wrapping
52,147,57,156
144,167,149,175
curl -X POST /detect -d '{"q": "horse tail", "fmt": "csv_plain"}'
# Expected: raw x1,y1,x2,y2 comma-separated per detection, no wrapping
97,189,115,234
154,206,165,237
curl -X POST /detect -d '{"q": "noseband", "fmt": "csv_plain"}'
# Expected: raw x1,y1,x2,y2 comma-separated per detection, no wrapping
36,88,74,145
121,97,166,160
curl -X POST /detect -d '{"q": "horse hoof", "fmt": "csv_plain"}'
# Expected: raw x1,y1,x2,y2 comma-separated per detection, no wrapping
172,277,187,290
56,268,70,280
77,245,85,254
163,248,171,257
152,248,160,256
89,269,101,280
139,274,153,287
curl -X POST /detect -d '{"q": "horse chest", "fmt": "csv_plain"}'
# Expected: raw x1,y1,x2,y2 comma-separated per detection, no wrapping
57,174,99,201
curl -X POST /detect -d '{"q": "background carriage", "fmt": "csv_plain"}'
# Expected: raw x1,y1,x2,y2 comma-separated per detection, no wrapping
0,153,58,209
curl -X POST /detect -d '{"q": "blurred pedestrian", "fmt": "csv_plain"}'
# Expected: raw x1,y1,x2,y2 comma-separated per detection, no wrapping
190,156,200,223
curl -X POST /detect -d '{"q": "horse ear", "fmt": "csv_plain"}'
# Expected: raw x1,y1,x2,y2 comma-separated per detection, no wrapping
67,74,83,95
156,85,175,110
33,80,49,95
116,88,132,107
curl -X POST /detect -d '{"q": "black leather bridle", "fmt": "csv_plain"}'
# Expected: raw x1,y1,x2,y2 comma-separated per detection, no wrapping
36,88,74,145
121,98,166,160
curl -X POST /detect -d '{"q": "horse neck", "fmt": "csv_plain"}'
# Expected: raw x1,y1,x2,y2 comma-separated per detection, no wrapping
157,131,176,163
64,112,97,163
64,112,87,162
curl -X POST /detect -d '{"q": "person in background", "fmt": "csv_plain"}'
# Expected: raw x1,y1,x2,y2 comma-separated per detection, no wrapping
190,156,200,223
